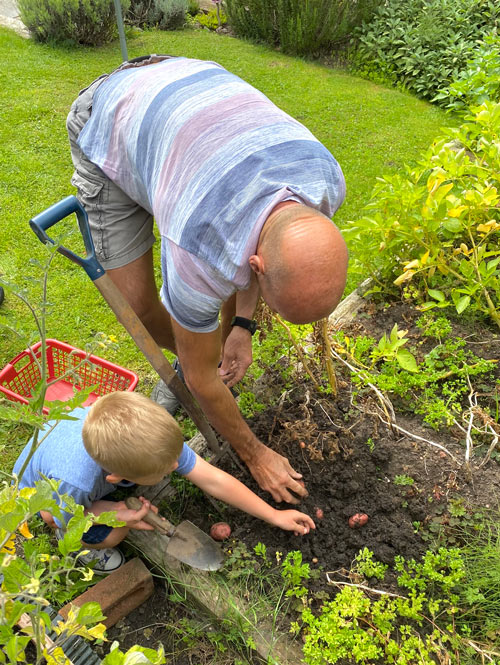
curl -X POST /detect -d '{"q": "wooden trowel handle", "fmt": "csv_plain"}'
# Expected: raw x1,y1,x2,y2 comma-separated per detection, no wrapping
125,496,175,537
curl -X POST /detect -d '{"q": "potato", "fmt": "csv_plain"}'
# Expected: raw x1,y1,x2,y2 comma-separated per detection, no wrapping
348,513,368,528
210,522,231,541
315,507,324,520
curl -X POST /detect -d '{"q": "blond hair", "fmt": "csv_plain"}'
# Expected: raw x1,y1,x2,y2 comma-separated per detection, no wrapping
82,391,183,479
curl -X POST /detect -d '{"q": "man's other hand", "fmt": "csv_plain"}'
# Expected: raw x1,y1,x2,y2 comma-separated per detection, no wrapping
219,326,253,388
247,446,308,504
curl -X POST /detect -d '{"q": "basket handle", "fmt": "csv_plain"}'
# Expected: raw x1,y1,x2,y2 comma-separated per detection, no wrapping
29,195,104,281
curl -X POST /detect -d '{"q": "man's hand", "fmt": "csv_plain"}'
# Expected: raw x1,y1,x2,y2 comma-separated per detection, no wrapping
40,510,57,528
247,446,308,504
219,326,253,388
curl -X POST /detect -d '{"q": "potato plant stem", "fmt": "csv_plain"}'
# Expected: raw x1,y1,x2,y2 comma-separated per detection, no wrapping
273,314,321,391
321,318,337,397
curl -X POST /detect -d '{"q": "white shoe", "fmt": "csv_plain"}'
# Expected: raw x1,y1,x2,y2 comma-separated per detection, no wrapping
75,547,125,574
56,528,125,574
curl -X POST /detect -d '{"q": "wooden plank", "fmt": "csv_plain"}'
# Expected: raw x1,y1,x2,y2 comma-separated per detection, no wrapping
126,530,305,665
18,613,76,664
328,278,371,328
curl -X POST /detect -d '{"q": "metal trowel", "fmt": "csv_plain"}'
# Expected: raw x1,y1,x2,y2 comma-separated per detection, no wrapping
125,496,224,571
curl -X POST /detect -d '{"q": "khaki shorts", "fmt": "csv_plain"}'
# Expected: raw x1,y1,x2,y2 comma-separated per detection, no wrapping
66,55,174,270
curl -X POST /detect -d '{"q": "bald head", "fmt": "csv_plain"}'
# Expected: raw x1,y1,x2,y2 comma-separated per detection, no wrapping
250,203,348,324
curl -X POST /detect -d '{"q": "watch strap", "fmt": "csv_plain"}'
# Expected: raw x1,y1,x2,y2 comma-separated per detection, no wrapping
230,316,257,335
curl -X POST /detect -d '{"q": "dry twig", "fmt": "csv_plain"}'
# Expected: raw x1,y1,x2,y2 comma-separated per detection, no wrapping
325,574,406,599
330,346,396,424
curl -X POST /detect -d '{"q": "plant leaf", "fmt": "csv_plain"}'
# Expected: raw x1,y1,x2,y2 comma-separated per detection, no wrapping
455,295,471,314
427,289,445,302
396,349,419,373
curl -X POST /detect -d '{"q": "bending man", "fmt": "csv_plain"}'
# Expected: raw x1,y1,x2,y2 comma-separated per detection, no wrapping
66,55,348,504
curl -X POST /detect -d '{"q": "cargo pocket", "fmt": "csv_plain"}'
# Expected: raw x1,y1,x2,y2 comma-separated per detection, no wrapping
70,170,107,259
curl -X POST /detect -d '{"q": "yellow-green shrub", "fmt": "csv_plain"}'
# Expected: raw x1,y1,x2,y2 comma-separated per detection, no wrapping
345,102,500,328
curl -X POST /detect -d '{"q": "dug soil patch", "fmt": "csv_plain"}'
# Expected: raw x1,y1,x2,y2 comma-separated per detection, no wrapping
216,300,499,588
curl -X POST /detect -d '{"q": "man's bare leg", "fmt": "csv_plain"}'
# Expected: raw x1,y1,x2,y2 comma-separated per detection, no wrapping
220,294,236,349
106,248,176,353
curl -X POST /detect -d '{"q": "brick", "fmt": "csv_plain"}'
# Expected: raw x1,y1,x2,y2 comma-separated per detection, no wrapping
59,557,154,628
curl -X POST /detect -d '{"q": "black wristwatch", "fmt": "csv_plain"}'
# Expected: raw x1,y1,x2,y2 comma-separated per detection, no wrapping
230,316,258,335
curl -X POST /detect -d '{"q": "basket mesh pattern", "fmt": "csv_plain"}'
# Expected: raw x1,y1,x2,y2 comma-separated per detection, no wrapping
1,341,135,402
50,347,132,395
6,356,41,398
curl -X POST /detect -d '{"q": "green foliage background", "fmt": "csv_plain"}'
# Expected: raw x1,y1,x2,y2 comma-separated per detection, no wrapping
225,0,382,56
352,0,500,101
18,0,130,45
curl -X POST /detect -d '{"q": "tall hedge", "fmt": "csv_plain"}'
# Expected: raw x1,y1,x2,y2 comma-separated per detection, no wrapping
225,0,382,56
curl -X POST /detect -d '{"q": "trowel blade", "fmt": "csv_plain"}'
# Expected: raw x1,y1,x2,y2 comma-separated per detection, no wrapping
166,520,225,571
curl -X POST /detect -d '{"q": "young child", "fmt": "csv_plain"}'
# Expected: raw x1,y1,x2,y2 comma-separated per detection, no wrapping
14,391,315,574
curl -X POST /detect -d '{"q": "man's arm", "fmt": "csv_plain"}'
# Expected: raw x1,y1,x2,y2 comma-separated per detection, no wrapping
219,275,260,388
185,455,315,534
172,318,307,504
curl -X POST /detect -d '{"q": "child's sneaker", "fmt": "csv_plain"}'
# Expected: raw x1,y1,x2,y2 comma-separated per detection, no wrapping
76,547,125,574
55,528,124,574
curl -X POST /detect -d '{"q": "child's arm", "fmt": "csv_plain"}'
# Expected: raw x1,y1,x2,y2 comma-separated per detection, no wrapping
185,456,315,535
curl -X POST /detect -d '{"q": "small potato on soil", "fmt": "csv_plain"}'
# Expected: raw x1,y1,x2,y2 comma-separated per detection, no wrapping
348,513,368,529
315,507,324,520
210,522,231,541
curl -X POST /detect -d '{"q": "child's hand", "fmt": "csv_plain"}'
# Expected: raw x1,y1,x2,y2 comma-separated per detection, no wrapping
115,496,165,531
272,509,316,536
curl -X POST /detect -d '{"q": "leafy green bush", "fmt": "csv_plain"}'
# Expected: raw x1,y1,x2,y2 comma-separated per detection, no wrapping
18,0,129,45
126,0,187,29
334,324,496,430
225,0,382,56
196,7,227,30
299,548,466,665
434,33,500,114
345,102,500,328
352,0,500,101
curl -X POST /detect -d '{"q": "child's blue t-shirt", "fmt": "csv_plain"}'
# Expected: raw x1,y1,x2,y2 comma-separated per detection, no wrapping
13,406,196,526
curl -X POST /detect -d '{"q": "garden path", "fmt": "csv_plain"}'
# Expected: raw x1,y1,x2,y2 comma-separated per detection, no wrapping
0,0,28,36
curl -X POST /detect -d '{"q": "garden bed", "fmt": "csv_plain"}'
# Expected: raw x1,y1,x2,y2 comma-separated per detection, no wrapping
218,299,499,585
103,297,500,662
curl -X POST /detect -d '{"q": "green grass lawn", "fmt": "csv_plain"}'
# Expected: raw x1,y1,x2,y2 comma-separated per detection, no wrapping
0,26,450,468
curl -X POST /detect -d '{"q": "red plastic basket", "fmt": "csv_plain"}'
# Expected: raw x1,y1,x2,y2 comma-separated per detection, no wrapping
0,339,138,414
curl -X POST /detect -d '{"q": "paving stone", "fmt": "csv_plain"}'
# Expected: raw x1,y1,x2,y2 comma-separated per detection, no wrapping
59,558,154,628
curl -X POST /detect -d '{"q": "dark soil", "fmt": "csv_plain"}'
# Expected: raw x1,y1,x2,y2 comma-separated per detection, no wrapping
102,299,500,659
204,302,498,584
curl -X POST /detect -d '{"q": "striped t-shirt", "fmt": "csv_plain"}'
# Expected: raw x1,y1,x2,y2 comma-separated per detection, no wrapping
78,57,346,332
